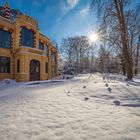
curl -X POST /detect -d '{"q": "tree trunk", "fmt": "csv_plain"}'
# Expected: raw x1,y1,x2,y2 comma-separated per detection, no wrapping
120,57,126,75
134,34,140,76
114,0,133,80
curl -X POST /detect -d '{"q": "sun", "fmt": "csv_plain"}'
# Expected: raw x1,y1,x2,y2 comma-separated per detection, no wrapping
88,33,98,43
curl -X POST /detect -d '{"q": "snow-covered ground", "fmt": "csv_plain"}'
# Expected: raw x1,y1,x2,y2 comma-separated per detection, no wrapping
0,73,140,140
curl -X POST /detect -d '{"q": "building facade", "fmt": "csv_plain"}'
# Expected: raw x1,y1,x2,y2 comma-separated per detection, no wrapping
0,1,58,82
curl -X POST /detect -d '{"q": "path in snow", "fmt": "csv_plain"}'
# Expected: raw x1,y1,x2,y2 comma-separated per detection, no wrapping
0,74,140,140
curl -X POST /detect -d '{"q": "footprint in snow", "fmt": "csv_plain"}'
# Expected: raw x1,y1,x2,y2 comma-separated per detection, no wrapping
107,87,112,92
83,86,86,89
84,97,89,101
113,100,121,106
105,83,108,87
103,76,105,80
65,91,71,96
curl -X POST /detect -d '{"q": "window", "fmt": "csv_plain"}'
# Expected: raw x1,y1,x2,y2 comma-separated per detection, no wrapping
51,65,56,79
44,45,48,55
39,42,44,50
45,62,48,73
10,12,17,20
20,27,34,48
0,8,5,17
51,51,55,61
0,56,10,73
0,29,11,49
17,59,20,73
51,65,54,78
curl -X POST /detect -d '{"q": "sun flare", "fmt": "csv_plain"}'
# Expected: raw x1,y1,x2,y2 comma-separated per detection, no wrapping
88,33,98,43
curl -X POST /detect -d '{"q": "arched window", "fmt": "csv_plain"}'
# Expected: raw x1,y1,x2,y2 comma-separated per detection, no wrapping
17,59,20,73
20,27,34,48
0,29,11,49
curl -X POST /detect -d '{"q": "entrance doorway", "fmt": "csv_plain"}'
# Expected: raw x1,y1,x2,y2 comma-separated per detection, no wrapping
30,60,40,81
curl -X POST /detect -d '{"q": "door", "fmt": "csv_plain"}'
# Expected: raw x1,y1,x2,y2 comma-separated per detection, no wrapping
30,60,40,81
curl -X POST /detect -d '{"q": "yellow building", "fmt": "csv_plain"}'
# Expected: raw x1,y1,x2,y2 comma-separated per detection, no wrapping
0,1,58,82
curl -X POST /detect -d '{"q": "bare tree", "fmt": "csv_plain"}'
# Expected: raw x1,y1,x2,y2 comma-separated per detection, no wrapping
133,6,140,75
60,36,91,74
91,0,139,79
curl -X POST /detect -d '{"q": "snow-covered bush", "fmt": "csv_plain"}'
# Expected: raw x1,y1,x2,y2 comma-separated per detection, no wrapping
0,79,17,85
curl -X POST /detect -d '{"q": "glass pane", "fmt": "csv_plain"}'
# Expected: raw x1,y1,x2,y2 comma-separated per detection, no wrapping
51,51,55,61
0,30,11,49
46,63,48,73
39,42,44,50
44,46,48,55
0,56,10,73
17,60,20,73
21,27,34,48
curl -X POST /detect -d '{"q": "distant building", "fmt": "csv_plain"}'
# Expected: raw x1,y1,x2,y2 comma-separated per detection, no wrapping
0,0,58,82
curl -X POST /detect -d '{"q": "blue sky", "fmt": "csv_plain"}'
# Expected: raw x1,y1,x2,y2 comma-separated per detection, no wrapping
0,0,97,44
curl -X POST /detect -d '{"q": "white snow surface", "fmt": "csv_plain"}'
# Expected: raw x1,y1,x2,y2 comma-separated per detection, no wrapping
0,73,140,140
